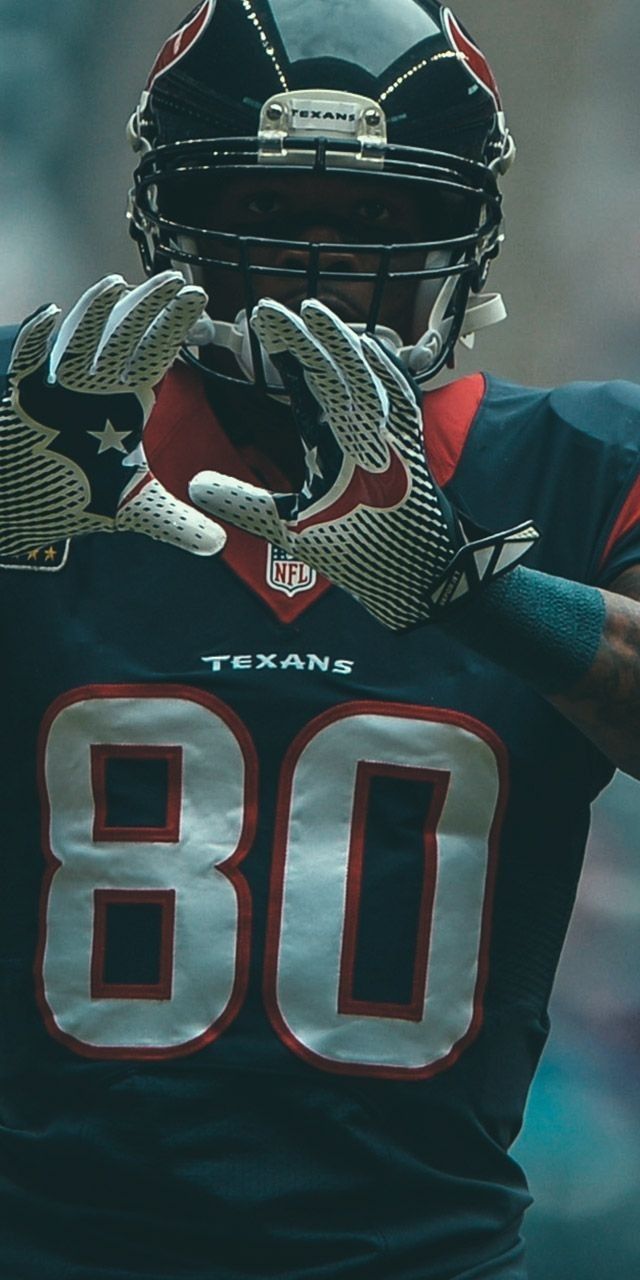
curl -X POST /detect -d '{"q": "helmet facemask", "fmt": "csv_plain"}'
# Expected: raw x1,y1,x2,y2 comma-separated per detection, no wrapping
127,3,515,395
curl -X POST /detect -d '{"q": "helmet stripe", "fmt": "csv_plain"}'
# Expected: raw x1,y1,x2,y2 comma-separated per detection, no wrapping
146,1,216,91
443,8,502,110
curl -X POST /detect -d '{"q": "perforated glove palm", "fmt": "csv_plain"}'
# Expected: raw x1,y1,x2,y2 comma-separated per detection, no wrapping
1,273,225,557
190,299,538,629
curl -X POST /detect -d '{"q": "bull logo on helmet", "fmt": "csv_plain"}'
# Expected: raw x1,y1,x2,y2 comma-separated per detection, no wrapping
442,8,502,111
146,0,217,91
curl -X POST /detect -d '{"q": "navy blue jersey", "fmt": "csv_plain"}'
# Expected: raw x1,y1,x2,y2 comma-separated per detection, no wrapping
2,363,640,1280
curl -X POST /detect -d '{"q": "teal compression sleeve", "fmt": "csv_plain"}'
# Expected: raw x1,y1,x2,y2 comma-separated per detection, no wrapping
439,566,606,694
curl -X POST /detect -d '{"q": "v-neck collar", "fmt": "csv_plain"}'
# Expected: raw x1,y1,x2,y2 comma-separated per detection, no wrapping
144,363,488,624
145,364,333,623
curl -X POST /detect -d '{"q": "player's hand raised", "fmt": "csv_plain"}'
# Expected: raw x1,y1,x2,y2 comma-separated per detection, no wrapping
190,299,538,629
1,273,226,557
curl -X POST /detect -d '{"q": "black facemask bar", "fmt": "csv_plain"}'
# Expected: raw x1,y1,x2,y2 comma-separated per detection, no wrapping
129,135,503,390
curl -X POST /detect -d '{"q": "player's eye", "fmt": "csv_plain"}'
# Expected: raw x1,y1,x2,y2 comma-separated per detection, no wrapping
353,200,392,227
245,192,284,217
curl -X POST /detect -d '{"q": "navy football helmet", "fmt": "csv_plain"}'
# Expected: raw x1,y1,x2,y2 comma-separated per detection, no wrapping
127,0,515,391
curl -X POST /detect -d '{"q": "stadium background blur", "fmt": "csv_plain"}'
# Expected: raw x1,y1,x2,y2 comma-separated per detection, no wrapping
1,2,639,1275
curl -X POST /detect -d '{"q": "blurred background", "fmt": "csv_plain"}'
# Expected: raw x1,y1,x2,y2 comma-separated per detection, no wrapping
1,2,639,1275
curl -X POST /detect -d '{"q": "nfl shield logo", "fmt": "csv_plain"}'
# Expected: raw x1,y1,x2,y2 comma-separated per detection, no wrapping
267,544,317,597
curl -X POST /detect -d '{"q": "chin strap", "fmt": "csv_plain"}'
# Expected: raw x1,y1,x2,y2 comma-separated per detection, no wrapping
458,291,508,347
405,289,507,380
188,311,292,390
185,288,507,391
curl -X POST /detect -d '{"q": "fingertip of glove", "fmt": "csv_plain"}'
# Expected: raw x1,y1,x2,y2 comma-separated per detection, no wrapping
195,522,228,556
188,470,211,494
153,269,190,289
39,302,62,323
178,283,208,302
18,302,61,331
299,298,336,324
175,287,209,319
99,272,127,288
170,289,209,333
250,297,291,329
9,303,62,375
188,471,224,507
251,297,285,319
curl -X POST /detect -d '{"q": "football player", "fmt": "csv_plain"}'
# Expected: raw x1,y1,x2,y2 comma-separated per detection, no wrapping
2,3,640,1279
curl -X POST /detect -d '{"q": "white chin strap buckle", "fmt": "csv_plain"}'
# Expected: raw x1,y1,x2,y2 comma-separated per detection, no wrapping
407,329,444,376
187,310,286,390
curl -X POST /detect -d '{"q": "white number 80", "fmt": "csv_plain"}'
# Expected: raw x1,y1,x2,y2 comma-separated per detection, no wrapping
37,685,506,1079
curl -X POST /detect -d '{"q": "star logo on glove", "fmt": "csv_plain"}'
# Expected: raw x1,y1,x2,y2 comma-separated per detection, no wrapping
188,298,539,628
88,421,133,455
289,443,411,534
300,445,325,499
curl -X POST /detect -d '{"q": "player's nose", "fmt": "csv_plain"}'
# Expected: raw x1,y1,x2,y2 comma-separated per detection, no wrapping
272,224,359,274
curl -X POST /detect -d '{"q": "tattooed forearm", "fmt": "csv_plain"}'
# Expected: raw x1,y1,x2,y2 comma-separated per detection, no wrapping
548,586,640,776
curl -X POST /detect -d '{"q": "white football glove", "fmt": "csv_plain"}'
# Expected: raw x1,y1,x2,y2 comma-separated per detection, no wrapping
190,299,539,629
0,272,226,557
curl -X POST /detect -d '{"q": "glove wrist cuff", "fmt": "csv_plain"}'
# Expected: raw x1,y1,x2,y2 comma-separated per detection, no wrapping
426,520,540,614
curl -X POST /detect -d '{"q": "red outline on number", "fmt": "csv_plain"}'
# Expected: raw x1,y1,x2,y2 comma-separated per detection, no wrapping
337,762,448,1022
263,701,509,1080
91,744,183,843
35,683,258,1061
91,888,176,1000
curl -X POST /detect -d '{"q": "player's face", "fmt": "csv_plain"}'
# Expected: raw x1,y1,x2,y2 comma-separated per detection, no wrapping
165,171,470,349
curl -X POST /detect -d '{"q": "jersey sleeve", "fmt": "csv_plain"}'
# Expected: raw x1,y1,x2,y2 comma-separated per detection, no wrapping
439,375,640,590
594,469,640,586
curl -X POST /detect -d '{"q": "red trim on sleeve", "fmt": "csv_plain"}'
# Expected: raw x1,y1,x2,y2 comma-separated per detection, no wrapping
598,470,640,575
422,374,487,488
